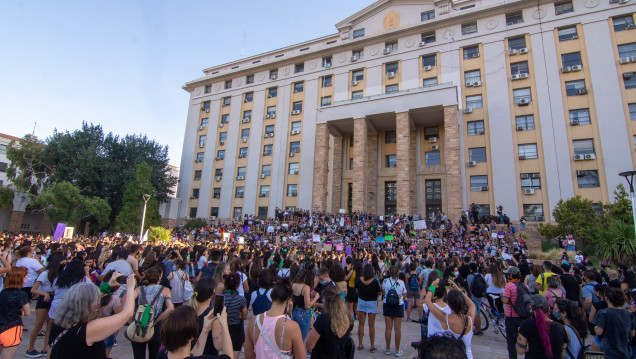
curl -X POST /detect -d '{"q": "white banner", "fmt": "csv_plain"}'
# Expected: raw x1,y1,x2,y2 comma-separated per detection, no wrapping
413,220,427,230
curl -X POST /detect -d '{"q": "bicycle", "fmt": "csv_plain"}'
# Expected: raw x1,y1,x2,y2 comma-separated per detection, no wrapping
479,294,506,338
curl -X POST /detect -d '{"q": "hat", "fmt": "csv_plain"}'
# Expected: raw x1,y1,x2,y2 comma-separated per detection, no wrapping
503,266,520,275
531,294,549,309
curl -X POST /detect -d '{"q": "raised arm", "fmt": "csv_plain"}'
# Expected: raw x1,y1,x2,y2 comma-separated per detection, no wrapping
86,274,136,346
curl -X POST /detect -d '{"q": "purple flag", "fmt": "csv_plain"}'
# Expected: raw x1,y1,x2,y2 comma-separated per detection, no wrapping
53,223,66,241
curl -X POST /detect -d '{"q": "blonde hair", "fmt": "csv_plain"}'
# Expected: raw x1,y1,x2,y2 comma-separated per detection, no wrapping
322,285,351,335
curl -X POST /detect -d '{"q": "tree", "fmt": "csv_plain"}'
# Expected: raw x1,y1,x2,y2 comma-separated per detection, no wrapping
184,218,207,229
594,220,636,266
5,135,51,199
34,181,111,228
539,195,598,245
603,184,633,226
147,226,171,244
114,162,161,234
0,185,14,211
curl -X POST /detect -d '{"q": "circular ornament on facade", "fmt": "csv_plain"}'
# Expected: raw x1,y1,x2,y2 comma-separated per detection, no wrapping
532,8,546,19
584,0,600,8
194,88,201,95
486,19,498,30
214,84,221,91
257,73,265,82
370,47,379,56
383,10,401,30
283,67,290,75
235,79,242,86
309,61,317,70
338,54,346,63
405,39,415,48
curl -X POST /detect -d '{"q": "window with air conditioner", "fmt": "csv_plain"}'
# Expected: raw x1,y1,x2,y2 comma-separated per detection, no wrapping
291,122,301,132
237,167,246,177
469,147,487,163
294,63,304,73
521,173,541,190
265,125,275,136
321,96,332,106
239,147,248,158
385,155,397,168
322,56,332,68
422,54,437,67
385,41,398,52
506,11,524,25
385,62,399,76
292,101,303,112
260,185,270,197
218,132,227,143
266,106,276,117
513,88,532,104
466,95,483,109
619,43,636,58
217,150,225,160
192,189,200,199
246,74,254,84
470,176,488,191
233,207,243,219
288,163,299,175
235,186,244,198
573,139,594,155
224,80,232,89
421,31,436,44
352,49,364,60
293,82,304,93
518,144,538,159
213,188,221,199
189,208,198,218
462,22,478,35
421,10,435,22
290,142,300,153
511,61,529,76
222,97,231,107
558,26,578,41
565,80,586,96
287,184,298,197
194,170,202,181
386,84,399,94
210,207,219,217
464,70,481,86
243,110,252,120
629,103,636,121
516,115,535,130
204,85,212,94
261,165,272,176
202,101,211,111
269,69,278,79
554,1,573,15
221,114,229,124
322,75,332,87
577,170,600,188
244,92,253,102
267,87,278,98
241,128,250,140
425,151,441,165
198,135,206,147
625,72,636,89
569,108,591,125
463,46,480,59
467,121,485,136
424,127,439,140
353,28,365,39
385,130,396,144
263,144,273,156
351,91,364,100
196,152,204,161
508,36,527,50
215,168,223,177
613,15,635,32
423,77,438,87
200,118,208,127
562,52,582,68
352,70,364,82
523,204,544,221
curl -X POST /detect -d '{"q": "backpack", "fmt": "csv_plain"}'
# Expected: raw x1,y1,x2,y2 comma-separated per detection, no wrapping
125,287,163,343
512,281,534,318
386,279,401,307
470,274,488,298
408,273,420,292
252,289,272,316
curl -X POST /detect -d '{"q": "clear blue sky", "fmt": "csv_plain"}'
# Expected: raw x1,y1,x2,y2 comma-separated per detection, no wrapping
0,0,371,166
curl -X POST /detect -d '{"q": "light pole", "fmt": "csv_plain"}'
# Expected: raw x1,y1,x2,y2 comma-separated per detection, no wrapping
139,194,151,243
619,171,636,238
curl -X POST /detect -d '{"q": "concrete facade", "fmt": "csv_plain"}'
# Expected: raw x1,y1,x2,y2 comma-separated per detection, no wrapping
180,0,636,223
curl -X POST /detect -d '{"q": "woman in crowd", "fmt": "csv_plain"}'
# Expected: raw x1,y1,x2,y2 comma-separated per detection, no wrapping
98,270,124,358
329,265,347,302
345,259,361,319
485,263,506,313
244,279,306,359
230,258,249,299
525,264,543,294
213,263,231,294
593,287,636,359
222,272,248,359
354,263,382,352
26,253,63,357
0,267,30,359
555,298,587,359
167,259,189,307
157,305,233,359
291,269,319,342
588,283,609,351
187,278,224,356
516,294,568,359
424,277,449,338
48,275,136,359
306,285,353,359
130,266,174,359
543,275,565,311
250,269,274,316
48,259,91,322
382,265,407,356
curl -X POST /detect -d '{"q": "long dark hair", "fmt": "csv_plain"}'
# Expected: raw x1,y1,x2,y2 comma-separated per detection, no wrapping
55,259,86,288
46,254,64,285
555,298,587,340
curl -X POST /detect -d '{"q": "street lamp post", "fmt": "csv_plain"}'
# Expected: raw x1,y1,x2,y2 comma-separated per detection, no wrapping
139,194,151,243
619,171,636,238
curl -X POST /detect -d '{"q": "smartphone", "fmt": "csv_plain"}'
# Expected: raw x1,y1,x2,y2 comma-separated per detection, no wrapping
116,275,128,285
213,295,225,315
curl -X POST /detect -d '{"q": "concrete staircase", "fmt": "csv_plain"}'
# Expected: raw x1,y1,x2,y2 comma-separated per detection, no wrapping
515,222,544,254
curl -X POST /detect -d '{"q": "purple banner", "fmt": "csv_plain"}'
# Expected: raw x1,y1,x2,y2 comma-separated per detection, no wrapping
53,223,66,241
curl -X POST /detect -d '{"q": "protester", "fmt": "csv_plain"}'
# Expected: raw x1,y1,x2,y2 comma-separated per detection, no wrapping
516,295,568,359
0,267,30,359
222,272,248,359
354,263,382,352
555,298,587,359
593,287,636,359
305,285,353,359
187,278,225,356
382,265,407,356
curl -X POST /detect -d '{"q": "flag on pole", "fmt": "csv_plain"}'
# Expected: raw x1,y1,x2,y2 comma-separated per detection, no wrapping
140,229,149,243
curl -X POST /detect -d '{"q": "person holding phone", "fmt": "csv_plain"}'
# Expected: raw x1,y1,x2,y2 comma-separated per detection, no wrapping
222,273,248,359
186,278,225,356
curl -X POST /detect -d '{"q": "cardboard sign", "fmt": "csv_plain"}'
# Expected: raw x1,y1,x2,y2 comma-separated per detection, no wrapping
346,246,352,256
312,234,321,243
413,220,427,230
63,227,74,239
339,209,346,214
324,243,332,251
267,226,275,233
335,244,343,251
385,235,394,241
238,236,245,245
376,236,385,243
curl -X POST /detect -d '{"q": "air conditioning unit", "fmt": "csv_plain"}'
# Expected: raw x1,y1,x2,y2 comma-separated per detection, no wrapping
242,138,248,143
387,72,396,79
291,170,299,175
467,161,477,167
290,193,297,197
577,88,588,95
632,56,636,62
624,72,635,79
524,188,535,195
571,65,582,71
199,143,204,148
466,82,473,87
263,133,271,138
473,81,482,87
620,0,629,4
289,152,294,157
219,141,225,146
219,123,224,128
561,66,572,73
464,108,473,114
571,119,579,126
236,176,245,180
480,186,489,191
432,145,440,150
471,53,480,58
259,193,266,197
260,174,266,179
215,176,222,181
194,159,200,163
291,110,301,115
627,23,636,29
429,137,438,143
516,125,524,131
238,154,245,158
509,49,517,55
478,130,485,135
198,126,204,130
210,216,216,220
244,99,250,103
519,155,526,160
190,196,195,199
576,170,587,177
269,113,276,119
216,156,224,161
511,74,521,80
267,94,273,98
241,117,251,123
517,98,529,105
574,154,584,161
584,153,596,160
424,65,433,71
270,74,278,80
620,57,631,64
419,41,427,47
519,73,529,79
352,80,359,86
519,48,529,54
263,152,271,156
236,194,244,198
383,48,392,55
532,173,541,179
520,173,530,179
324,63,332,68
351,56,359,62
290,130,300,135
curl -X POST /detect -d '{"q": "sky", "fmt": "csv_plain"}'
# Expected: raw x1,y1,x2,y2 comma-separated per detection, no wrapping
0,0,372,166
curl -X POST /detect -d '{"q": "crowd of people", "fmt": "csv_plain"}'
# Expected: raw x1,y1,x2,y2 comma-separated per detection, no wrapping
0,208,633,359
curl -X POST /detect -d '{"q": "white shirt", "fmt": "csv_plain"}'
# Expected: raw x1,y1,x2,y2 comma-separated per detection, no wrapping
35,270,53,292
197,256,207,270
382,278,406,305
425,302,451,337
16,257,44,287
236,272,248,297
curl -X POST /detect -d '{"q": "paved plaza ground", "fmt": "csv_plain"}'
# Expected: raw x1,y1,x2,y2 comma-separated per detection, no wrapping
14,301,511,359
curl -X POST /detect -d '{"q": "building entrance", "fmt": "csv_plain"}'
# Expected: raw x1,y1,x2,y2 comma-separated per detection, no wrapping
385,181,397,215
425,179,442,219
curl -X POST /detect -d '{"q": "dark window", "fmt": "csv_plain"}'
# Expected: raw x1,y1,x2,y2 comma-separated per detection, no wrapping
569,108,591,125
386,84,399,94
353,29,365,39
469,148,487,162
385,155,397,168
421,10,435,21
613,15,635,32
224,80,232,89
322,75,332,87
213,188,221,199
562,52,582,67
625,72,636,89
210,207,219,217
506,11,524,25
462,22,478,35
222,97,231,106
463,46,480,59
516,115,535,130
565,80,586,96
385,62,399,75
292,101,303,112
321,96,332,106
204,85,212,94
518,144,538,159
221,114,229,124
422,54,437,67
573,139,595,155
246,74,254,84
202,101,211,111
555,1,573,15
294,63,304,73
194,170,202,180
267,87,278,98
523,204,544,221
577,170,600,188
558,26,578,41
470,176,488,191
351,91,364,100
425,152,441,165
258,207,268,218
508,36,527,50
521,173,541,190
192,189,199,199
385,130,396,144
618,43,636,58
421,31,436,44
263,144,273,156
293,82,304,93
189,208,197,218
467,121,485,136
244,92,253,102
511,61,529,75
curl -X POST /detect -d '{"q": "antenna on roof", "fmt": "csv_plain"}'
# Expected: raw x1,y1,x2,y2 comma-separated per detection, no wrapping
32,122,36,136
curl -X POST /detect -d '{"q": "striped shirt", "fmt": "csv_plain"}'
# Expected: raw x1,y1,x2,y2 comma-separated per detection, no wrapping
223,292,247,326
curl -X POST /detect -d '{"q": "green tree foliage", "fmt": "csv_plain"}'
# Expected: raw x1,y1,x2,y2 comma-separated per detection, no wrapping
5,135,51,199
184,218,208,229
148,226,171,244
594,220,636,266
0,185,14,211
603,184,633,226
539,195,598,245
114,162,161,234
34,181,111,228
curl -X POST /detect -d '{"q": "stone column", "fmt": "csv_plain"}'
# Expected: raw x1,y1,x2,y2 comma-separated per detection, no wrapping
366,133,378,214
41,215,52,236
444,105,462,222
330,136,343,212
352,118,368,213
8,211,24,234
312,123,330,212
396,112,414,215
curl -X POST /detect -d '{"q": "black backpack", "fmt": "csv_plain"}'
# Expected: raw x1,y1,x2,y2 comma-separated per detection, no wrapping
469,274,487,298
512,281,534,318
386,279,401,307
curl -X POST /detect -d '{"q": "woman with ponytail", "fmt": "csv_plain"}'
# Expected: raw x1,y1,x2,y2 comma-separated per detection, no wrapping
187,278,224,356
555,298,587,359
517,294,568,358
306,285,353,359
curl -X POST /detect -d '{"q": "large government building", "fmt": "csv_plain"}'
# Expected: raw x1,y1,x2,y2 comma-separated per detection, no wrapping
178,0,636,223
